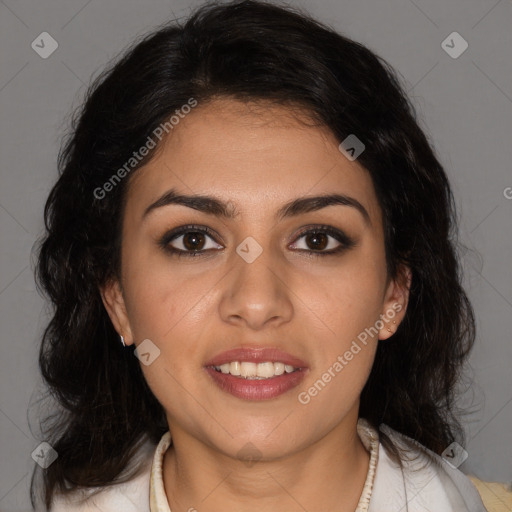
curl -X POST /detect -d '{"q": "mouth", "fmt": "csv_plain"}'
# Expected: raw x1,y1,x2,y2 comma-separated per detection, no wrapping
204,347,308,401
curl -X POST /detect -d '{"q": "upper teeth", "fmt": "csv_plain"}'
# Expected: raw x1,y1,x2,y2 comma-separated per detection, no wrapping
213,361,297,379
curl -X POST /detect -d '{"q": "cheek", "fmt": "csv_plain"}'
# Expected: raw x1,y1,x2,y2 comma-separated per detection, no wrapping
122,248,213,340
301,255,386,342
295,252,384,405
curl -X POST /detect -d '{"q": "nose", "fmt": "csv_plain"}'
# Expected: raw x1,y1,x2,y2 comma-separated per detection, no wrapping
218,240,294,330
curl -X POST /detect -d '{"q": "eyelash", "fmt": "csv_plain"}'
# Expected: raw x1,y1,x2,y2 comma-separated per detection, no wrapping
158,224,356,259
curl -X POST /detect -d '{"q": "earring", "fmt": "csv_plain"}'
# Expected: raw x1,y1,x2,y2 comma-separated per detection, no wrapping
386,327,393,333
120,335,126,347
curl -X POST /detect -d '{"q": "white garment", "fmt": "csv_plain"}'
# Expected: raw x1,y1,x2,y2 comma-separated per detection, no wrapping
49,419,487,512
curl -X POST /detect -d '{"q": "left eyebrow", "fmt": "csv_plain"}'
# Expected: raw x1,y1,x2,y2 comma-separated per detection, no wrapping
142,188,371,226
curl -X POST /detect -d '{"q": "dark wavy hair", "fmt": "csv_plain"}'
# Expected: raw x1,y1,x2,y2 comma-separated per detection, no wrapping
31,0,476,509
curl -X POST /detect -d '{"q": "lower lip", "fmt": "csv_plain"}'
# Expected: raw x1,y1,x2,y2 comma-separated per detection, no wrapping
204,367,307,400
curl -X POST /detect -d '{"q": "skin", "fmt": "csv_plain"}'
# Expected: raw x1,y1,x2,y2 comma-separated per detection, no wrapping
101,98,411,512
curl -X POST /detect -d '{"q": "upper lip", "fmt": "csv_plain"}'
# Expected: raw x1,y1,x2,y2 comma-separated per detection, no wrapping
205,347,308,369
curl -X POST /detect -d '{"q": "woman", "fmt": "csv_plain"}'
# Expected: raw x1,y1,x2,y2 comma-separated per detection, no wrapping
31,0,491,510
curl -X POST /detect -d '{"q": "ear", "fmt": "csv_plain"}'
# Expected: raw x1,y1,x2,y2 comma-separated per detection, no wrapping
378,264,411,340
100,278,134,346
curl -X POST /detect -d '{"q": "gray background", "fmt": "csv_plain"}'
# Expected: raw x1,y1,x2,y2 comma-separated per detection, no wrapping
0,0,511,510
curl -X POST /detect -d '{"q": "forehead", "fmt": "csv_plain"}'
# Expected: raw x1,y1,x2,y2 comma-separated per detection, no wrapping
125,98,382,227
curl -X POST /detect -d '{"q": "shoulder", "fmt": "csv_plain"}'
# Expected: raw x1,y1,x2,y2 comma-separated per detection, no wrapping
369,423,488,512
49,441,155,512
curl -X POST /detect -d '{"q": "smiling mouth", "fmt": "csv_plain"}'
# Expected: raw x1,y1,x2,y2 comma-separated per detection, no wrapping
209,361,300,379
204,363,307,401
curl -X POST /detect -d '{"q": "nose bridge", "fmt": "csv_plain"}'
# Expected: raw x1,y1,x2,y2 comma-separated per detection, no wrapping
220,234,292,327
233,234,282,297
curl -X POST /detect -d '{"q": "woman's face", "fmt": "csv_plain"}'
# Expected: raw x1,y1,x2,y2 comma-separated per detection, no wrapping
102,98,409,460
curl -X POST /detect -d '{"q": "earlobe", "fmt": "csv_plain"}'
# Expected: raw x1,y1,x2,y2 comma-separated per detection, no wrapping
379,265,411,340
99,279,134,345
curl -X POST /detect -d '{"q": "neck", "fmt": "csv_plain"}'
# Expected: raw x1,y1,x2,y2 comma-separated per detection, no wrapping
162,414,371,512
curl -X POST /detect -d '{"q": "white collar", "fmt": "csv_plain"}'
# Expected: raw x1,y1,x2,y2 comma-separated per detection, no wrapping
369,423,487,511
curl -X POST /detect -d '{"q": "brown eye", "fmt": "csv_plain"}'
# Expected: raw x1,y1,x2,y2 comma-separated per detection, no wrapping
181,231,207,251
290,225,356,256
303,232,329,251
159,225,223,257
